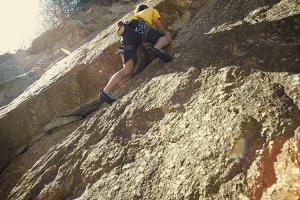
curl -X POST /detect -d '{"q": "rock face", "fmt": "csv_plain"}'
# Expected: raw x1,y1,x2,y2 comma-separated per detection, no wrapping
29,0,137,55
0,0,190,175
1,0,300,199
0,121,82,199
260,132,300,199
0,0,138,107
247,132,300,200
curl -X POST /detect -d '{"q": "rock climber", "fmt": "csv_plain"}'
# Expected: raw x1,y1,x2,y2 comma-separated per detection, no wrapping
99,4,172,104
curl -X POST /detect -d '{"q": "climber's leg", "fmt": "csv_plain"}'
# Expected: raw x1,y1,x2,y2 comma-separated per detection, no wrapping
100,50,136,104
154,32,171,49
145,27,172,62
103,59,135,93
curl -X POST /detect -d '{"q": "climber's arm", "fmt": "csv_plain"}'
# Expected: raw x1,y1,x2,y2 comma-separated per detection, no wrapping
154,19,165,33
154,19,171,41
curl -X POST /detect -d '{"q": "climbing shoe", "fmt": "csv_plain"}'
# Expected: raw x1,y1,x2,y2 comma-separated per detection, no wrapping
99,90,118,104
146,45,172,62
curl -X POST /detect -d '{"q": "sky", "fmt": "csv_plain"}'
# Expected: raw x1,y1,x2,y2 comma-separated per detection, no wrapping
0,0,40,54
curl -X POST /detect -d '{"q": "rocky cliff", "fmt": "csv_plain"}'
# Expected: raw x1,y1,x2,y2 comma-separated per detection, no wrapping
0,0,138,107
1,0,300,199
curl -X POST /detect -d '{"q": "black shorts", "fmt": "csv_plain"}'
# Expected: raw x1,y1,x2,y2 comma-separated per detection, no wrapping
120,20,165,64
146,27,165,44
121,49,137,65
128,20,165,44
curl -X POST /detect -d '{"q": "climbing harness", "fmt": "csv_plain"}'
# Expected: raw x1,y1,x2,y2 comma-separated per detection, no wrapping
134,19,150,42
117,19,150,54
118,44,136,53
125,19,150,42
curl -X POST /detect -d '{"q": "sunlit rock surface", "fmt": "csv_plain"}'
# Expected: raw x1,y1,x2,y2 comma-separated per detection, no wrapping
0,0,190,198
0,0,138,107
247,131,300,200
261,132,300,199
0,0,299,199
0,0,143,173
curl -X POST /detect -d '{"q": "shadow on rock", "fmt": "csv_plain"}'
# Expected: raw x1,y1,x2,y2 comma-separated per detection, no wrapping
183,14,300,73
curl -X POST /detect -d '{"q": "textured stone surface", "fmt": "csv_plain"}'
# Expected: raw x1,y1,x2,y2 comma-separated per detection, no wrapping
245,128,300,200
0,0,191,191
29,0,138,54
261,132,300,199
0,121,82,199
1,0,300,199
0,0,139,107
